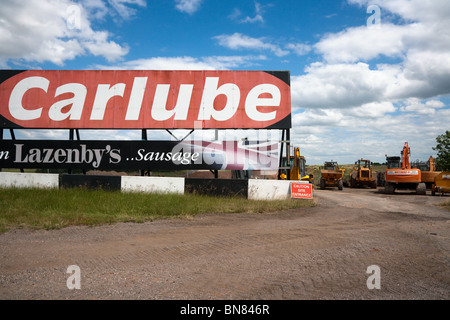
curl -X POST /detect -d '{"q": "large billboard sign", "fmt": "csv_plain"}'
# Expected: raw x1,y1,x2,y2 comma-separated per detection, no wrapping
0,70,291,129
0,140,278,171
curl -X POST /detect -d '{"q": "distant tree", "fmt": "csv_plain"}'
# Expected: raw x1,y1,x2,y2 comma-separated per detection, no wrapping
433,130,450,171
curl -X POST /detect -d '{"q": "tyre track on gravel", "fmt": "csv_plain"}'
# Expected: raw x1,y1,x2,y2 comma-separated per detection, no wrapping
1,188,449,299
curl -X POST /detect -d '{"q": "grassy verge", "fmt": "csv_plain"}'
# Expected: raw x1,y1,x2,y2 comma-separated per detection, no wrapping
0,187,316,233
435,199,450,211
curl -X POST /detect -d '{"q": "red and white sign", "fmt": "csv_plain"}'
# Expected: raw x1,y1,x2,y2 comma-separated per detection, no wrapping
0,70,291,129
290,182,313,199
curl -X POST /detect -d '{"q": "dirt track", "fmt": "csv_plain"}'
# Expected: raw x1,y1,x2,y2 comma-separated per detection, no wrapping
0,188,449,300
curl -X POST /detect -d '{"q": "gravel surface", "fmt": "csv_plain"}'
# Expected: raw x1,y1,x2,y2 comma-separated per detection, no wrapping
0,188,449,300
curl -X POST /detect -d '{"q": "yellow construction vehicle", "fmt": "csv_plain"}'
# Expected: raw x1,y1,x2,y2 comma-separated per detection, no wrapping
412,156,441,189
279,147,314,184
349,158,377,188
431,172,450,196
319,161,344,190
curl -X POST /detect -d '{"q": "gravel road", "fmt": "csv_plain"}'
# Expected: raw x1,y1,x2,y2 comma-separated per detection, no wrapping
0,188,449,300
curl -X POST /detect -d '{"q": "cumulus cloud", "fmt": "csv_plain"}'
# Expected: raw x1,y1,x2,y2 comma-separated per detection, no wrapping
108,0,146,19
286,43,312,56
214,1,450,163
93,55,267,70
0,0,140,67
292,104,449,163
228,2,271,24
348,102,397,118
240,1,265,24
291,62,391,110
349,0,450,24
175,0,202,15
399,98,445,115
315,23,410,63
291,0,450,163
309,0,450,103
214,33,289,57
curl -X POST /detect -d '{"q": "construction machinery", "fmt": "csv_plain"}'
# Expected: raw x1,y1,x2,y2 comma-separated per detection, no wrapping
384,142,426,195
412,156,441,189
279,147,314,184
319,161,344,190
349,158,377,188
431,172,450,196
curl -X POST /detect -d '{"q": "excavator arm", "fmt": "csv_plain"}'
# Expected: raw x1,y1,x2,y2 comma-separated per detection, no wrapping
401,142,411,169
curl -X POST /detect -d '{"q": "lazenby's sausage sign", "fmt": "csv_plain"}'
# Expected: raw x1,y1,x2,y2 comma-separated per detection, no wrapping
0,70,291,129
0,140,279,171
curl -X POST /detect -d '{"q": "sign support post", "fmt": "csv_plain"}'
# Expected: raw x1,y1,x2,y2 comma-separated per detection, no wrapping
278,128,291,180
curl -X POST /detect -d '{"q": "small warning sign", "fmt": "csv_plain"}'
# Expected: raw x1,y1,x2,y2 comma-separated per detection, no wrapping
291,182,313,199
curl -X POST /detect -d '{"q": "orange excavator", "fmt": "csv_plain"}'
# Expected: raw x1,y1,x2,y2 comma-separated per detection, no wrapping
384,142,426,194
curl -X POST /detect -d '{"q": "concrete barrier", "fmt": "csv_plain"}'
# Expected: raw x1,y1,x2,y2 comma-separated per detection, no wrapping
121,176,185,194
185,178,248,197
0,172,311,201
248,179,310,200
0,172,59,189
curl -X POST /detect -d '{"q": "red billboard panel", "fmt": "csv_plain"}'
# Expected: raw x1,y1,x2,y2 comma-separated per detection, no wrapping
0,70,291,129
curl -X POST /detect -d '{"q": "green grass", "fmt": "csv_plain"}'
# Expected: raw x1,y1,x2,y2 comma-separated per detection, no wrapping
0,187,316,233
435,199,450,211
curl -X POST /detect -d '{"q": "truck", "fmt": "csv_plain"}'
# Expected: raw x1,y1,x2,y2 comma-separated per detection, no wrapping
412,156,441,189
319,161,344,190
431,172,450,196
349,158,377,188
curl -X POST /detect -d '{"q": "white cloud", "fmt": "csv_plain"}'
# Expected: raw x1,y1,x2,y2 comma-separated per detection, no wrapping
240,2,265,24
81,0,109,20
291,62,390,110
79,0,145,20
293,109,346,128
286,43,312,56
314,23,410,63
287,0,450,158
214,33,289,57
399,98,445,115
97,56,215,70
314,17,450,68
93,55,267,70
82,30,129,62
175,0,202,15
292,102,396,132
399,50,450,99
349,0,450,24
108,0,146,19
348,101,396,118
290,103,450,164
301,0,450,111
0,0,140,67
229,2,270,24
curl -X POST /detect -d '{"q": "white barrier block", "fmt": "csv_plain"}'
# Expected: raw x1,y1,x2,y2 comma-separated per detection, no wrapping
248,179,309,200
121,176,185,194
0,172,59,189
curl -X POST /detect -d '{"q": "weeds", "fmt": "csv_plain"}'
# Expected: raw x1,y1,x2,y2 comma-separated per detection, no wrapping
0,187,315,232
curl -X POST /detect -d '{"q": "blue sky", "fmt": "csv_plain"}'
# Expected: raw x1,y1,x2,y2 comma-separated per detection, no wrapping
1,0,449,165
